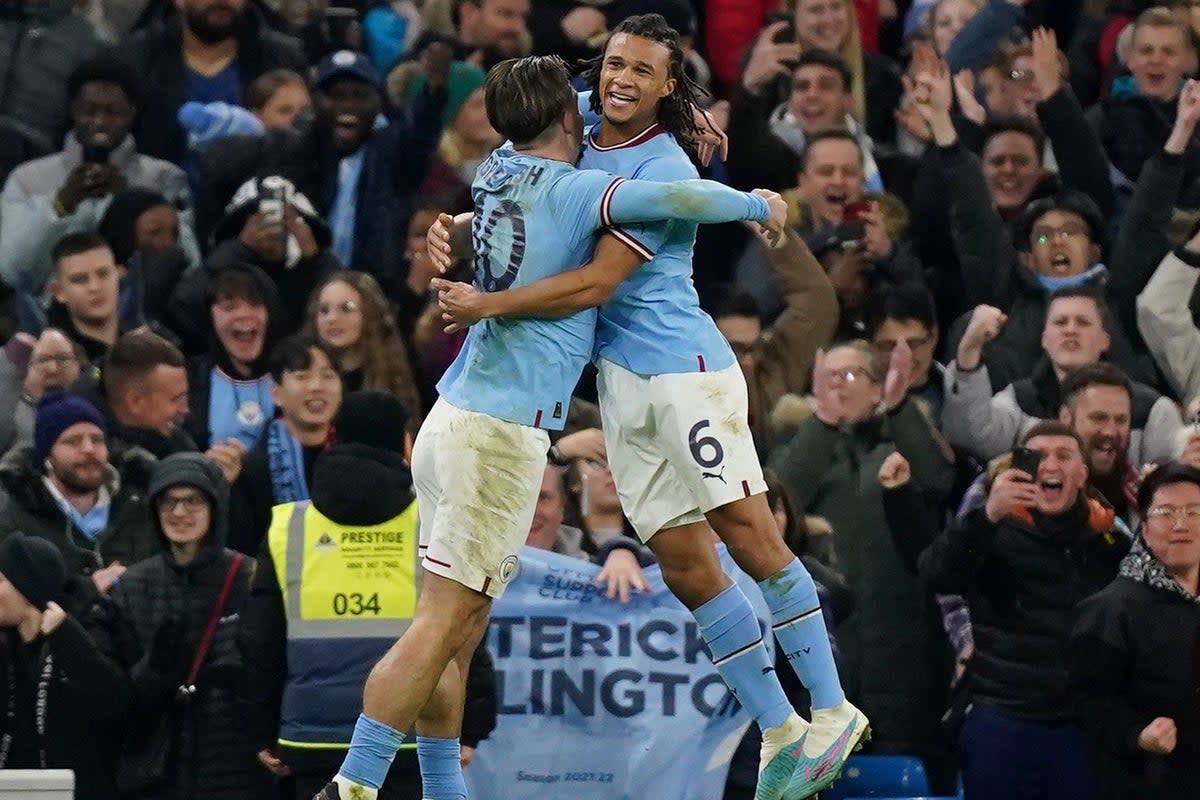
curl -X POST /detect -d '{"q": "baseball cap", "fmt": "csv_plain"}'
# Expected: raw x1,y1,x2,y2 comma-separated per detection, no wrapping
315,50,381,90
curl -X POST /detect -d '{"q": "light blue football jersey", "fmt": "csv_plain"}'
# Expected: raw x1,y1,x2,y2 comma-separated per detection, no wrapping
578,123,737,375
438,147,770,429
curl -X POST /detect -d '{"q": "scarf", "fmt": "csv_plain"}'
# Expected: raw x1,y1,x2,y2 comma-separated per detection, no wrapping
43,478,111,542
266,419,310,504
1119,534,1200,604
1035,263,1108,293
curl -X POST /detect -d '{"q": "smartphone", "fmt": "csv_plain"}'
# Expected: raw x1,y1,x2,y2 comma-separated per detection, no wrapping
81,140,112,164
1010,446,1042,480
258,182,286,224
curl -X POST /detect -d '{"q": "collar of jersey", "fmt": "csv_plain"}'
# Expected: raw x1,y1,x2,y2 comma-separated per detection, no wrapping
588,123,666,151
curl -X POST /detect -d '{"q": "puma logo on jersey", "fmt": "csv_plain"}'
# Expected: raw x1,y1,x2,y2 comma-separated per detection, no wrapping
701,466,727,484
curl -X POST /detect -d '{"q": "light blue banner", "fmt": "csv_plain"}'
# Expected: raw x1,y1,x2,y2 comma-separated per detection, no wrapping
464,545,770,800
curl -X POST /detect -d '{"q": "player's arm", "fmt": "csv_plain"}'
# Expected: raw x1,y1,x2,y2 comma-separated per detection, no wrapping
435,180,784,323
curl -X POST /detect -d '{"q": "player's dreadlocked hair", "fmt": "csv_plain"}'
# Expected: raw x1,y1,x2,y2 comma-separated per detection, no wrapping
578,13,708,159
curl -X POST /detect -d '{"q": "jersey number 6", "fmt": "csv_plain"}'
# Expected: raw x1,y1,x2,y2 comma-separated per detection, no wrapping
688,420,725,468
473,199,526,293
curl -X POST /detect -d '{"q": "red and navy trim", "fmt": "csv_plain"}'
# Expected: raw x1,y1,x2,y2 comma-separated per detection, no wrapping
600,177,656,262
588,123,666,151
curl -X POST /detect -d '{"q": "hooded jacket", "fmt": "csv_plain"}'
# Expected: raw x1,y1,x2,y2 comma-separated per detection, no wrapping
0,445,160,614
243,440,497,775
182,262,287,450
93,453,265,800
1071,536,1200,800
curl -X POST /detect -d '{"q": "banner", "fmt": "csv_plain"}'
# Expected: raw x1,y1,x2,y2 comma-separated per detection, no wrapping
464,545,770,800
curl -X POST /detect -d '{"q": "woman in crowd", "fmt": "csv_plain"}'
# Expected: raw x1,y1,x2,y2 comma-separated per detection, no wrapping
305,271,422,424
245,69,312,131
1071,461,1200,800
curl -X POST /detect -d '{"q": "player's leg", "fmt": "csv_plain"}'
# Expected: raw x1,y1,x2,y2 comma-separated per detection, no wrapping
596,359,807,800
655,366,867,798
412,618,490,800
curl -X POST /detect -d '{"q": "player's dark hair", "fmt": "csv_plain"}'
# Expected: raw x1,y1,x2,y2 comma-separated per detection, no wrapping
792,49,853,93
798,129,863,170
484,56,577,146
579,13,707,159
863,281,937,340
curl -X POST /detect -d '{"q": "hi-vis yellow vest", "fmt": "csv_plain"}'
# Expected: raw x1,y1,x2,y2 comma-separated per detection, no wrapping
268,499,420,749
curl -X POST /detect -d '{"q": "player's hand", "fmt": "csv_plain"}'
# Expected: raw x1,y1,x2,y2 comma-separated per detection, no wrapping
431,278,487,333
595,548,650,604
985,468,1039,523
1138,717,1177,755
752,188,787,248
555,427,606,465
427,213,455,273
690,103,729,166
460,744,476,767
878,452,912,489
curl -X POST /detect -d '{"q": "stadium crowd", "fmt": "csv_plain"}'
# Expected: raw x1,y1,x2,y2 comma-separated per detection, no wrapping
0,0,1199,799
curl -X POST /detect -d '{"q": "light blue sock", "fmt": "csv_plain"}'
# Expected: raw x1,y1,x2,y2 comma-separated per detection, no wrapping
759,559,845,710
694,583,793,730
416,736,467,799
337,713,406,789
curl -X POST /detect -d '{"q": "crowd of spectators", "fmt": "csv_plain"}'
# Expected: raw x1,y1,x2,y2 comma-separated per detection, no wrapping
1,1,1199,799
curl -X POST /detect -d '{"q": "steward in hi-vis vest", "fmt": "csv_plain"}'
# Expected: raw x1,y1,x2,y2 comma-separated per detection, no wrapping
242,392,496,799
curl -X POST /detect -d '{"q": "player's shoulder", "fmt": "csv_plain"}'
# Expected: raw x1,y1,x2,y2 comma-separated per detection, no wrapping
631,135,698,182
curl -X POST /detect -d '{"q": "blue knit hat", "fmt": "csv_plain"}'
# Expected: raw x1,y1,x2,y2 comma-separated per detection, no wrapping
34,391,106,465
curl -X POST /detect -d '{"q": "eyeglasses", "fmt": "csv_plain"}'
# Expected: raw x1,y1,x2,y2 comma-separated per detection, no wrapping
1032,224,1088,247
822,366,874,384
1146,504,1200,522
318,300,359,316
157,495,208,513
31,354,77,368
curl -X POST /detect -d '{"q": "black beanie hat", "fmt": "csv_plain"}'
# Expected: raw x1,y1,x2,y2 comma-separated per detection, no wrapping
335,391,409,454
0,533,67,611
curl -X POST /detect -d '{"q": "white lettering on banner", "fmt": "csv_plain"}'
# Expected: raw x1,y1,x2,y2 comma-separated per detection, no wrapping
463,545,770,800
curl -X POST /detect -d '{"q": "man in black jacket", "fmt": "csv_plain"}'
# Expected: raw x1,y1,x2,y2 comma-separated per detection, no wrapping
917,420,1128,800
122,0,306,166
244,391,496,800
0,532,128,800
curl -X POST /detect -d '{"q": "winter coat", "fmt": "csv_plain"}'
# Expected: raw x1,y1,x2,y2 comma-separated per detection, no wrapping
122,7,305,165
198,88,446,301
0,616,129,800
768,397,955,756
1071,536,1200,800
242,440,497,778
1138,248,1200,403
919,492,1129,721
0,445,160,614
93,453,265,800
